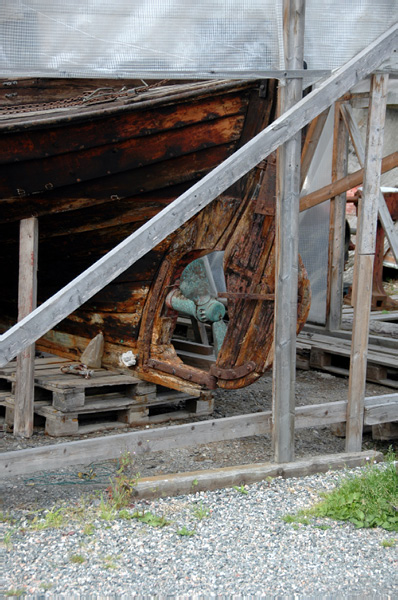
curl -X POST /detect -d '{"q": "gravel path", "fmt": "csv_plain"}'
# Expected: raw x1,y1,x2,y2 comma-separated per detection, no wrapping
1,464,398,598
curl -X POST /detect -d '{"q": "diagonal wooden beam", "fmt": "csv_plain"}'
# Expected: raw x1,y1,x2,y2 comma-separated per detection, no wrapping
0,23,397,368
340,102,398,263
300,108,330,188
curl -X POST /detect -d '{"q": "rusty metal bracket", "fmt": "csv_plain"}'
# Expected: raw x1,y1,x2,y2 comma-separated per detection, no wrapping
210,361,256,380
146,358,217,389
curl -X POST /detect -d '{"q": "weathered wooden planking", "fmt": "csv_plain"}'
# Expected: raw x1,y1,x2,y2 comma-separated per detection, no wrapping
1,115,244,197
131,451,383,499
0,88,250,165
272,0,306,463
0,397,388,477
346,74,389,452
0,24,396,368
326,102,348,331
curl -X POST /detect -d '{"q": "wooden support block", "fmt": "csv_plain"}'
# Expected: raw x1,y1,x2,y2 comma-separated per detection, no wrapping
52,389,85,411
371,422,398,441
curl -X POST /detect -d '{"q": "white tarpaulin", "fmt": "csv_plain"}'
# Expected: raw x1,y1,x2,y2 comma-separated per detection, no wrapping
0,0,397,79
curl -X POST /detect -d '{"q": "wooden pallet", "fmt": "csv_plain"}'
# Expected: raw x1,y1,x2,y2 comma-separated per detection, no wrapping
297,331,398,388
0,357,214,436
0,357,156,411
2,391,213,436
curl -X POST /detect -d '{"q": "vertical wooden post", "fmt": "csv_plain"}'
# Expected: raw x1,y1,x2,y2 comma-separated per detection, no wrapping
13,217,38,437
346,74,388,452
272,0,305,463
326,102,348,330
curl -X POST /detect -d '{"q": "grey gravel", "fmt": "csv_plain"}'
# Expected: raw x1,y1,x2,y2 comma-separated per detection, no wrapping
1,370,397,598
1,464,398,599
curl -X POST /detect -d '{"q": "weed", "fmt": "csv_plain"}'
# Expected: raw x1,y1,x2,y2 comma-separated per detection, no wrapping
314,524,331,530
98,494,117,521
118,509,133,520
192,502,210,520
2,526,19,549
233,484,248,495
106,452,139,510
132,510,170,528
380,538,397,548
30,507,65,530
282,514,310,526
303,451,398,531
0,512,16,525
69,554,85,564
192,479,199,488
4,590,26,597
177,526,196,537
82,522,95,536
39,583,54,591
103,555,119,569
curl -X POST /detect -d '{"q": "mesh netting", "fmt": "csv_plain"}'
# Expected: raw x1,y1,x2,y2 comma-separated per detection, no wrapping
0,0,396,79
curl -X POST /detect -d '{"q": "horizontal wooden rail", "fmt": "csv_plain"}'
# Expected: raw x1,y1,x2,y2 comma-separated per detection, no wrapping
0,23,396,367
1,394,397,478
299,150,398,212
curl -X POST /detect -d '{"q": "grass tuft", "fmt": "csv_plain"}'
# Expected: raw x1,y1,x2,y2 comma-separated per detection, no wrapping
304,451,398,531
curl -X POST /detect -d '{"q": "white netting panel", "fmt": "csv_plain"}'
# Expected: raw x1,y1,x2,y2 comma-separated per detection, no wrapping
0,0,396,79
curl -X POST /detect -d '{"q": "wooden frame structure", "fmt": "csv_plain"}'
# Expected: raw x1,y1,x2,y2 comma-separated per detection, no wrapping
0,11,397,478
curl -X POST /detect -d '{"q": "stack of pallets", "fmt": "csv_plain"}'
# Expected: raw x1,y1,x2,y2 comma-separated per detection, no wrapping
0,357,213,436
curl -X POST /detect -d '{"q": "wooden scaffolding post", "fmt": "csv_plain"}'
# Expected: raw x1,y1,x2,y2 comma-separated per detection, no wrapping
272,0,305,463
346,74,388,452
326,102,348,330
13,217,38,437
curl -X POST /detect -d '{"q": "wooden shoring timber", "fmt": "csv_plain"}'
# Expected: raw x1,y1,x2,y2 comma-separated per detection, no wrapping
340,102,398,264
300,108,330,189
1,395,395,478
272,0,305,463
346,74,389,453
0,24,397,369
299,151,398,212
13,217,38,438
326,102,348,331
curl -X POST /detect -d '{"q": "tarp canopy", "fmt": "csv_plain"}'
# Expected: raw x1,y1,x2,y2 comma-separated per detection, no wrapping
0,0,397,80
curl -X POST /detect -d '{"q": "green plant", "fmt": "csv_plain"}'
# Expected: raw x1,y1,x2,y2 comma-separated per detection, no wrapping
177,526,196,537
82,522,95,536
30,507,65,530
380,538,397,548
0,512,16,524
304,451,398,531
103,555,119,569
39,583,54,591
3,589,26,597
106,452,139,510
282,514,310,526
69,554,85,564
132,511,170,528
233,484,248,495
192,502,210,520
98,494,117,521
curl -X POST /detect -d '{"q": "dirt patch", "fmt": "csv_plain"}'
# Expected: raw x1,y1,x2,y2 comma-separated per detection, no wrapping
1,367,396,512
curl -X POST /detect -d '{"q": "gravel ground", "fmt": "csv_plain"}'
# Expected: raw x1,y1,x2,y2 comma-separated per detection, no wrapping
1,465,397,598
1,367,398,598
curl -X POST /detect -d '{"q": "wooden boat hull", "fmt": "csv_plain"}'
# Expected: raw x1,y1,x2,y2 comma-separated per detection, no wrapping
0,78,310,393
